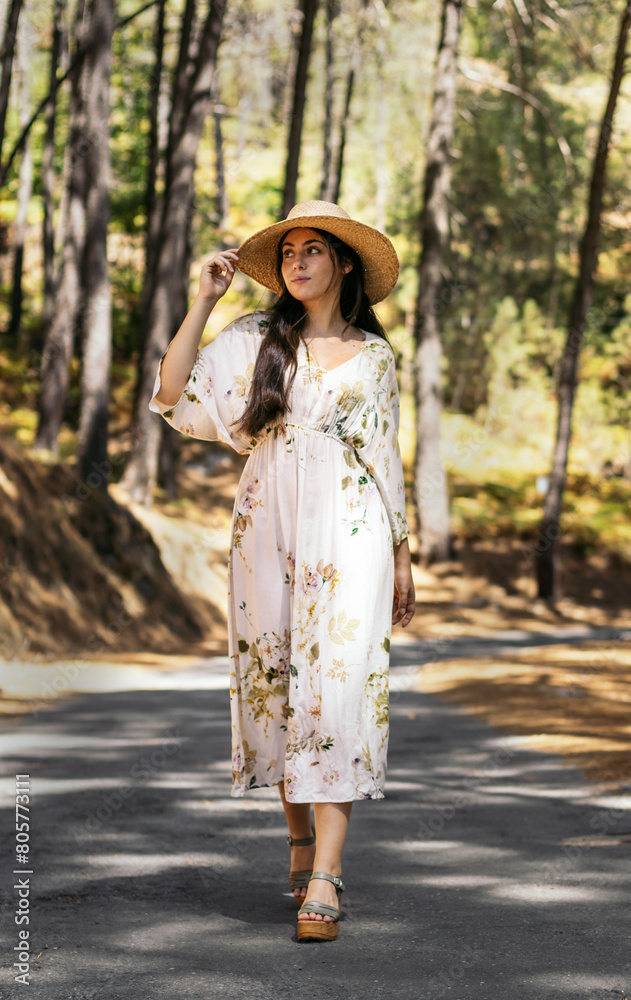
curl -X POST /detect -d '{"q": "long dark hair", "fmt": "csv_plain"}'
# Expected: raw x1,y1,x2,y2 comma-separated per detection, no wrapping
238,229,389,437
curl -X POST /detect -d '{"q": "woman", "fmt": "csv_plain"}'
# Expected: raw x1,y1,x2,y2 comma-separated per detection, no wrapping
150,200,415,942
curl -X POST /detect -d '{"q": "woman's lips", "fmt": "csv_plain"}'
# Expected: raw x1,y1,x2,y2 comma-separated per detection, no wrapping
292,276,310,283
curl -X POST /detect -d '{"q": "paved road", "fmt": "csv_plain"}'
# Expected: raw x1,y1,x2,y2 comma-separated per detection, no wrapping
1,632,630,999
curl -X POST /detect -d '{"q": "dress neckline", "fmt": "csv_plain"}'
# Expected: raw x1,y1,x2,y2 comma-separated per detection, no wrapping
302,330,372,374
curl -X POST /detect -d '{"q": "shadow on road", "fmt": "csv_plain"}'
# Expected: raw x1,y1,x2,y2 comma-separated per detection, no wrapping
0,687,629,1000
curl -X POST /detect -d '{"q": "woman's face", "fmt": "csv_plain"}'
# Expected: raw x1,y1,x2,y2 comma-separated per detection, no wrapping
280,227,350,303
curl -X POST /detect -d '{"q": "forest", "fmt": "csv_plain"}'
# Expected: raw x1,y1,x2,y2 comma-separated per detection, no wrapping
0,0,631,661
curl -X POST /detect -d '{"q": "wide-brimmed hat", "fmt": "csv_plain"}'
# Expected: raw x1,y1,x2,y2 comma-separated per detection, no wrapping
236,200,399,305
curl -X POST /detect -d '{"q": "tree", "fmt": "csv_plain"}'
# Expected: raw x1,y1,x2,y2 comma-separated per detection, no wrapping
121,0,227,505
6,17,33,343
326,0,368,205
280,0,319,219
0,0,23,161
34,0,89,453
76,0,114,484
40,0,66,346
318,0,338,201
535,0,631,602
139,0,167,346
413,0,464,564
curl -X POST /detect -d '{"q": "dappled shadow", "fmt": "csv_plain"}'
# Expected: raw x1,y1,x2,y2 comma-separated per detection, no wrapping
0,688,629,999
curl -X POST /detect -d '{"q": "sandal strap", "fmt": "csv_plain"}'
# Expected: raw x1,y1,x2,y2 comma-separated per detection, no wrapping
287,823,316,848
297,900,340,921
289,869,313,890
310,871,345,893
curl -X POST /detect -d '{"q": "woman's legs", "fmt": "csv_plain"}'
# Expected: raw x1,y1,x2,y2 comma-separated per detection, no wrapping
300,801,352,921
279,783,316,904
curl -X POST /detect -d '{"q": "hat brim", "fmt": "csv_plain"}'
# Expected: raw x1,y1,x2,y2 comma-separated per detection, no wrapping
236,215,399,305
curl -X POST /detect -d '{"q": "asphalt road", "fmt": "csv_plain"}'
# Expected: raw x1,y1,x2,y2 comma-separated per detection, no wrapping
1,634,630,1000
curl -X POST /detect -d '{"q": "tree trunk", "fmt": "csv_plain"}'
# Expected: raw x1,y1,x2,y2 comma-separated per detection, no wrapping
280,0,319,219
76,0,114,485
318,0,337,201
40,0,65,342
158,182,193,498
375,52,387,233
6,21,32,344
212,70,229,228
34,0,89,453
158,220,191,498
122,0,227,505
0,0,23,161
536,0,631,602
140,0,167,345
412,0,464,565
328,0,367,205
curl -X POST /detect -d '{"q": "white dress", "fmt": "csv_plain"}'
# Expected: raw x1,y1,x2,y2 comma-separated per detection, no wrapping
149,311,409,802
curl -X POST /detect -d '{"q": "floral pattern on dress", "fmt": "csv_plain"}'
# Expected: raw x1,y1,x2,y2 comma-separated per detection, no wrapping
149,311,409,802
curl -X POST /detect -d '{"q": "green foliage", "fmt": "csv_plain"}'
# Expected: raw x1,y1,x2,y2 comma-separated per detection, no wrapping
1,0,630,510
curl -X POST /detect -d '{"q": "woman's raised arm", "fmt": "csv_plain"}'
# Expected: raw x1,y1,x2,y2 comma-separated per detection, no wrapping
153,249,239,407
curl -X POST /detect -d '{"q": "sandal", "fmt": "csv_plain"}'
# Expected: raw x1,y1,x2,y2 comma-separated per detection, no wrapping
287,825,316,906
297,872,345,942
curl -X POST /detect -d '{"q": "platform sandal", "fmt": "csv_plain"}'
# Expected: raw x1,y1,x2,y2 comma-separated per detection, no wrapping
297,872,345,942
287,825,316,906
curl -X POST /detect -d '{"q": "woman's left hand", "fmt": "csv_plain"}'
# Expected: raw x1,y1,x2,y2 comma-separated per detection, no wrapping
392,538,415,628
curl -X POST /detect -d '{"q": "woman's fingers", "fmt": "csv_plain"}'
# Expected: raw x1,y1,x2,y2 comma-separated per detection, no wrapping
392,584,415,627
210,250,239,274
199,250,240,300
399,592,415,627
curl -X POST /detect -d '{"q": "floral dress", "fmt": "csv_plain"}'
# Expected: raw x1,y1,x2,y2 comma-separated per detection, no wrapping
149,311,409,802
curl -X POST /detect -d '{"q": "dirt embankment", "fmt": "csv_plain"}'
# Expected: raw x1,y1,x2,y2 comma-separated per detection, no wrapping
0,435,226,661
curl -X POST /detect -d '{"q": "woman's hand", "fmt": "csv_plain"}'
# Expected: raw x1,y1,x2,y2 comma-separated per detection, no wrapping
198,249,239,303
392,538,415,628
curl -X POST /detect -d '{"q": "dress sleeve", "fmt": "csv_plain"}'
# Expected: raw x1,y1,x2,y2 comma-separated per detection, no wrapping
355,350,409,545
148,312,264,454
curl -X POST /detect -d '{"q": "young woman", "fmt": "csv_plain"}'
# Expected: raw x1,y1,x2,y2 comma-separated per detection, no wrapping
150,200,415,942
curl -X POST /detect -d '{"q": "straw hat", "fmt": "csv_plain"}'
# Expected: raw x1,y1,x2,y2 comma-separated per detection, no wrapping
236,200,399,305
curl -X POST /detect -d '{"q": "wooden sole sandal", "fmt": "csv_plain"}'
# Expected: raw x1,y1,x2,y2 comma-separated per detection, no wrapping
287,825,316,906
297,872,345,942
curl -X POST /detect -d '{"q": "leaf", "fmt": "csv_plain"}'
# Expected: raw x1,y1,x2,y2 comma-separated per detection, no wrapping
308,643,320,666
338,609,347,627
343,450,357,469
330,633,345,645
249,642,258,657
290,663,298,677
341,628,356,640
347,619,360,630
341,475,353,490
381,636,390,653
350,526,359,536
328,615,336,633
238,639,249,653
